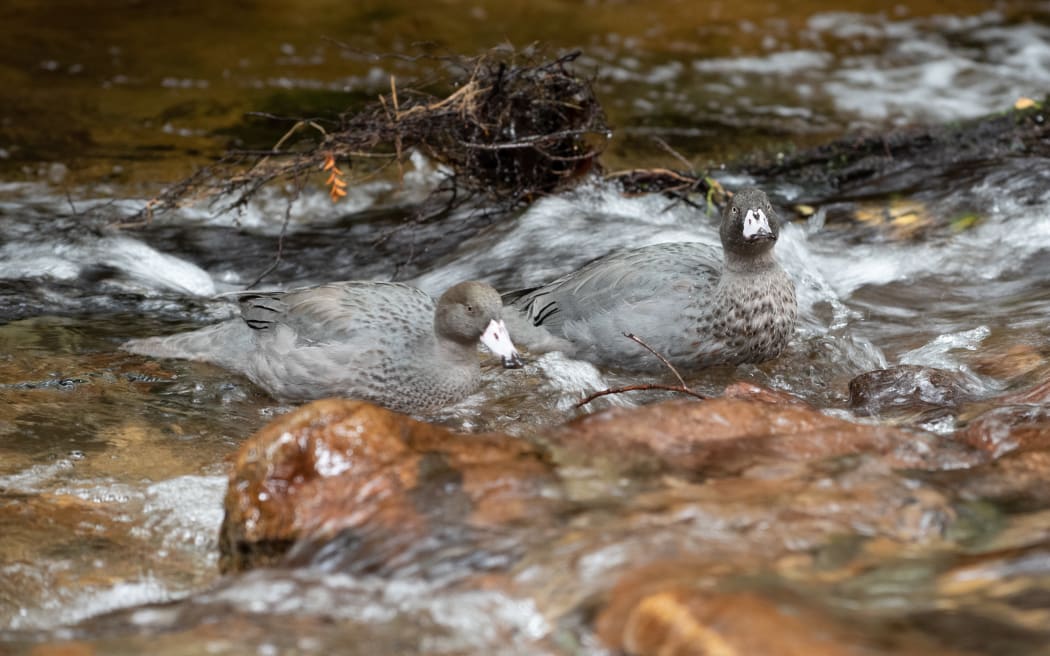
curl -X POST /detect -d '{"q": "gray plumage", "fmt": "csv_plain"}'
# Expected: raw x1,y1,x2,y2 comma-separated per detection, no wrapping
503,187,797,373
123,280,522,413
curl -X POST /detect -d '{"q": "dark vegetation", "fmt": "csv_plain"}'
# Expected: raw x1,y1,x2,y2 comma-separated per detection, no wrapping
124,49,615,226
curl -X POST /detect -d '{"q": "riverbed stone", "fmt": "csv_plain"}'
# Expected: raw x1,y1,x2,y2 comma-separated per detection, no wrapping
955,405,1050,458
556,397,972,475
595,561,970,656
848,365,969,417
721,381,812,407
219,399,557,573
972,343,1046,382
992,377,1050,406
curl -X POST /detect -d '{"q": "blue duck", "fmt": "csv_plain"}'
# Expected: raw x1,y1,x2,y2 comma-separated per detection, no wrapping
123,280,523,413
502,187,797,373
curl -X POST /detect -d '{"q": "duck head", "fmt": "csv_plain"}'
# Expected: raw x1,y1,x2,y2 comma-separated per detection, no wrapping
720,187,780,258
436,281,524,369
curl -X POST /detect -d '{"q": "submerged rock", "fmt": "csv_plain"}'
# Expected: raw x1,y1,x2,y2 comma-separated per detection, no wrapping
972,343,1046,382
992,377,1050,406
955,405,1050,459
219,399,558,573
556,396,973,475
937,403,1050,511
848,365,969,417
595,561,972,656
721,381,812,407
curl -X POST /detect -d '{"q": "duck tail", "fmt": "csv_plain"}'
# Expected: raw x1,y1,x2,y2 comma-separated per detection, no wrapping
122,321,252,370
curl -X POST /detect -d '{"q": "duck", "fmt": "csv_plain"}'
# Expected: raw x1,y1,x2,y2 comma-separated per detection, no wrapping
502,187,797,373
123,280,523,413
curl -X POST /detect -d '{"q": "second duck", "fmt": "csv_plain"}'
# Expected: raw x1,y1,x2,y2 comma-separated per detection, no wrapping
503,187,797,373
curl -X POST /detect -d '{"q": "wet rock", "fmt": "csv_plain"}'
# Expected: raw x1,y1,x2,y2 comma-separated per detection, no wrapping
557,397,974,475
848,365,969,417
721,381,812,407
219,399,558,573
596,562,969,656
955,405,1050,458
993,377,1050,406
925,526,1050,653
944,450,1050,510
937,406,1050,509
972,343,1046,382
0,491,216,630
27,641,95,656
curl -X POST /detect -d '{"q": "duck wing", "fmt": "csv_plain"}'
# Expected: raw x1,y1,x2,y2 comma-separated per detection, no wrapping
508,242,721,332
237,281,434,346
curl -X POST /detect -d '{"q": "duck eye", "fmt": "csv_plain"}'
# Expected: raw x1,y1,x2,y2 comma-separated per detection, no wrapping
465,304,474,313
731,206,739,216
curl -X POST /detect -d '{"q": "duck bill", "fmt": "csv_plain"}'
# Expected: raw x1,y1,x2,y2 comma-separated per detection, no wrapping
481,319,524,369
743,208,774,241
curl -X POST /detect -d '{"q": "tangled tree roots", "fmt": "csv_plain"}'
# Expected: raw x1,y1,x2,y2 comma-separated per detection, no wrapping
126,49,611,224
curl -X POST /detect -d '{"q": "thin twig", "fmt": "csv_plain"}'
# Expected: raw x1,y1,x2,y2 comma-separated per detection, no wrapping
248,120,328,177
651,136,695,174
461,129,597,150
623,332,687,388
390,75,405,182
65,191,78,217
604,167,696,182
575,332,707,407
576,384,707,408
245,168,308,289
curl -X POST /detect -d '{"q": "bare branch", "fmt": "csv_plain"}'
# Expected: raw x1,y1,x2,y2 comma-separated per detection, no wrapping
576,383,706,408
623,332,687,388
576,332,707,408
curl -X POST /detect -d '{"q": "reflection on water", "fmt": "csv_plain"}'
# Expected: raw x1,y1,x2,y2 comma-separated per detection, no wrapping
2,0,1050,653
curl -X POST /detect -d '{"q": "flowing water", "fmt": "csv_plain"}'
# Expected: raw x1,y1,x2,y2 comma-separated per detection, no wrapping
2,1,1050,654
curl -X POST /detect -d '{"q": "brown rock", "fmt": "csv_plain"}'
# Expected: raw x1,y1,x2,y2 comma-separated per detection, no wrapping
943,450,1050,508
219,399,557,573
30,642,96,656
721,381,811,407
972,343,1045,381
993,377,1050,405
557,397,972,475
955,405,1050,458
848,365,968,417
596,562,970,656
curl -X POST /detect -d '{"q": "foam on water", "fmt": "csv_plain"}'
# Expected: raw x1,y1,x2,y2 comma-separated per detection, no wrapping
0,459,77,492
899,326,999,394
141,475,227,553
534,352,632,412
800,172,1050,299
0,226,217,297
1,473,227,631
188,570,552,653
8,576,174,631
